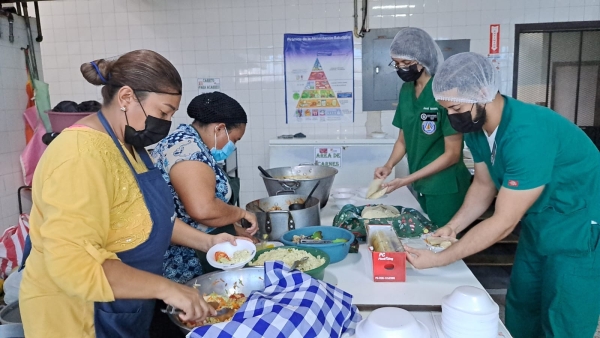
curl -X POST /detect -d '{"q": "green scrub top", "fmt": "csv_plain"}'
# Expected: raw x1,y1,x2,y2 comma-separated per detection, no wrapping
392,77,471,196
466,96,600,255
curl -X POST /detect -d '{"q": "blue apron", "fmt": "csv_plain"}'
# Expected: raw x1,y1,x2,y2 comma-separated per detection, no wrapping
93,111,175,338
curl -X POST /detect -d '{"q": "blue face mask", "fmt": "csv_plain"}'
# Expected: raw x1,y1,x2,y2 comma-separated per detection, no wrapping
211,127,236,162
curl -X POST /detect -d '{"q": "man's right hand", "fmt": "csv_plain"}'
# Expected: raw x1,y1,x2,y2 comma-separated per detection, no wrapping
431,225,457,239
374,166,392,179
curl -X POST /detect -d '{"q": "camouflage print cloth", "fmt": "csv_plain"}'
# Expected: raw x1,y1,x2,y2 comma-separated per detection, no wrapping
332,204,438,240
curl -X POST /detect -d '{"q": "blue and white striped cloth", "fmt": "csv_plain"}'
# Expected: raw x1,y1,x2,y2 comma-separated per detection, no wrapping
188,261,362,338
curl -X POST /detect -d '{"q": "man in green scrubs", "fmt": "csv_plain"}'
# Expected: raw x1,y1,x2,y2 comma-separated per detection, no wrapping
375,27,471,227
404,52,600,338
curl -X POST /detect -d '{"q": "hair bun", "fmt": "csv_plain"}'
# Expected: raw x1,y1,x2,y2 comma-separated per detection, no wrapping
80,59,113,86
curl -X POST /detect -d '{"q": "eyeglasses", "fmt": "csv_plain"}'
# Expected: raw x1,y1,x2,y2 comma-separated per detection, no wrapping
388,60,417,70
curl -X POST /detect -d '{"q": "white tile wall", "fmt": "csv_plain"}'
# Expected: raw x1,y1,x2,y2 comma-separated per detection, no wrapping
34,0,600,206
0,14,40,231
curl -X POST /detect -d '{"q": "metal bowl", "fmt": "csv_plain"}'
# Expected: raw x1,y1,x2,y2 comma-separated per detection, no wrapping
0,302,21,324
167,267,266,333
261,165,338,208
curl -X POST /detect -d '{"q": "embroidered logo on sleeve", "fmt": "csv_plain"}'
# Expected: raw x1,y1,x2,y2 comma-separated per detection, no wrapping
508,180,519,187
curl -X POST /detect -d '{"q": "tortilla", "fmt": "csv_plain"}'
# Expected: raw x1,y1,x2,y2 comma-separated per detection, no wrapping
425,237,456,249
366,179,387,199
361,205,401,219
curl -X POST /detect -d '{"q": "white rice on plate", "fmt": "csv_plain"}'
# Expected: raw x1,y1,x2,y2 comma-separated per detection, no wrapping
249,248,325,271
217,250,252,264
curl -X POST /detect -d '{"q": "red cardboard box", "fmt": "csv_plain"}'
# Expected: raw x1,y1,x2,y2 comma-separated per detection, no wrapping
370,248,407,282
367,225,407,282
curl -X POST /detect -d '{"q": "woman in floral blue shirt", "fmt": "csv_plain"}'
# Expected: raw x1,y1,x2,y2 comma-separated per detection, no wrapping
152,92,258,283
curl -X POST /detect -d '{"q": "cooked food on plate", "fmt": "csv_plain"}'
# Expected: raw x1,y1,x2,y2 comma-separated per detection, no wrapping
249,247,325,271
215,250,252,265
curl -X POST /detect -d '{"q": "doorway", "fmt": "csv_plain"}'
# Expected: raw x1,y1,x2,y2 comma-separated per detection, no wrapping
513,21,600,127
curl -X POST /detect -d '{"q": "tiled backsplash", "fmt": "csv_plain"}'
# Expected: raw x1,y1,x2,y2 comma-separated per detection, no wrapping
32,0,600,206
0,15,41,231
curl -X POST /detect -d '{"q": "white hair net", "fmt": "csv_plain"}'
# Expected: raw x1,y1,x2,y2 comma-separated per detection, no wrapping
389,27,444,75
432,52,500,104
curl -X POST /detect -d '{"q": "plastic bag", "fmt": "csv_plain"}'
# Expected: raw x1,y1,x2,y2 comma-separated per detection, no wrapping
333,204,436,239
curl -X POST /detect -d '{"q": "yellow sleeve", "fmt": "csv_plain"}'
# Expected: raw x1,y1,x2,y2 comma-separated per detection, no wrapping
38,155,118,302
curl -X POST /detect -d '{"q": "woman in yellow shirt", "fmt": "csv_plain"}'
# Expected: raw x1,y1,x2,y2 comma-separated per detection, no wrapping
19,50,236,337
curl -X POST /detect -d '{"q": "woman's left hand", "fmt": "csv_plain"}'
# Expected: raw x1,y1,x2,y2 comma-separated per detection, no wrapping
381,177,410,194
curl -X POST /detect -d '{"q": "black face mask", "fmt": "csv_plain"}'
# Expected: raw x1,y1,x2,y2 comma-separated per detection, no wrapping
448,103,487,133
124,115,171,148
396,64,424,82
124,92,172,148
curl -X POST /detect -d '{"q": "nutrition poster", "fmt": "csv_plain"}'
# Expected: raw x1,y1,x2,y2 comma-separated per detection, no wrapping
284,32,354,124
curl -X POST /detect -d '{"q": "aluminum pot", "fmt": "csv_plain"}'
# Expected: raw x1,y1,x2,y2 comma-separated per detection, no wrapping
246,194,321,241
261,165,338,208
0,302,21,324
167,267,266,334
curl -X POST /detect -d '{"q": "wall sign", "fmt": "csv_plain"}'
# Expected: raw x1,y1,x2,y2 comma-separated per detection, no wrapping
489,24,500,55
314,147,342,167
284,32,354,124
198,78,220,94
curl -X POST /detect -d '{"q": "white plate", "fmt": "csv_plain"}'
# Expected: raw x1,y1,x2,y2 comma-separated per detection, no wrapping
355,308,430,338
332,188,355,195
332,192,355,199
206,239,257,271
370,132,387,139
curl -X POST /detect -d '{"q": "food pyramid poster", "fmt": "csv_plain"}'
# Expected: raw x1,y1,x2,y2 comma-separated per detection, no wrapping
284,32,354,124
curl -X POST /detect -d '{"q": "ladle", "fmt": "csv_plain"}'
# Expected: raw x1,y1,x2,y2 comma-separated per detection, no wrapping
288,181,320,211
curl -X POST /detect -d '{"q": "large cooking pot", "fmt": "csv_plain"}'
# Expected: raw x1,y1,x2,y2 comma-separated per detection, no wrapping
261,165,338,208
246,194,320,241
168,267,265,333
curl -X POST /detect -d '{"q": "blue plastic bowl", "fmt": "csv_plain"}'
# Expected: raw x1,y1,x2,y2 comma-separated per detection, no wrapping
280,226,355,264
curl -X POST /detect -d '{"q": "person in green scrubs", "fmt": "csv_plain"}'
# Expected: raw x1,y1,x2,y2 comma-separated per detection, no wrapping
375,27,471,227
404,52,600,338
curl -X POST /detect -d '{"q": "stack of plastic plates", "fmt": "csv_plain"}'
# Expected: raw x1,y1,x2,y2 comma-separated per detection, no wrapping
441,286,499,338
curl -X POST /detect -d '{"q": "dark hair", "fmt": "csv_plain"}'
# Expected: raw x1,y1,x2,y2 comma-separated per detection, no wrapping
80,50,182,104
194,121,244,131
187,92,247,129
